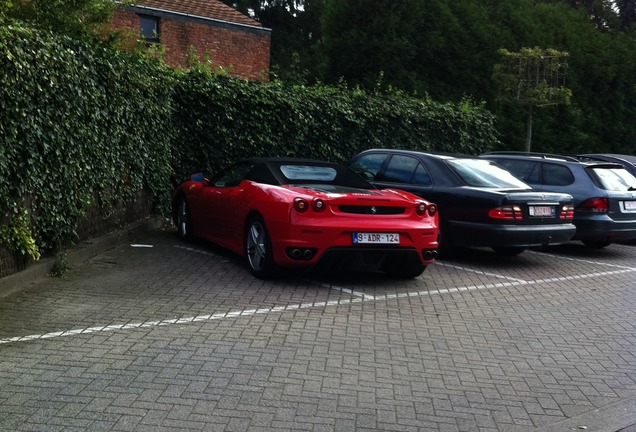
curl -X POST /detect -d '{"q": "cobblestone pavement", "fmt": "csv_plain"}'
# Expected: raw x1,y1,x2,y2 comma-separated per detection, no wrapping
0,226,635,431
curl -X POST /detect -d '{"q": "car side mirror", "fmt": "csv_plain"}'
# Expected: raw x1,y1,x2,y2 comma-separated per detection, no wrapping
190,173,207,183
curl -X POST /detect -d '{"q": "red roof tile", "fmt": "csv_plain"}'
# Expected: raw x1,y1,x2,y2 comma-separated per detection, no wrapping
131,0,263,27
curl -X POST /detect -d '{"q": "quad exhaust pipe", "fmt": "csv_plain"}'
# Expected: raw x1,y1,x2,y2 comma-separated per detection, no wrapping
423,249,438,260
288,248,316,261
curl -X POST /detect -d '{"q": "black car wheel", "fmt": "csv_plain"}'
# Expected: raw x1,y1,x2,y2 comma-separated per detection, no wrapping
492,246,525,256
177,197,193,242
582,239,612,248
245,215,275,278
436,223,455,259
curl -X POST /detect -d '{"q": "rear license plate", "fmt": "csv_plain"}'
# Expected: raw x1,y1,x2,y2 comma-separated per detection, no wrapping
623,201,636,211
353,233,400,244
529,206,555,217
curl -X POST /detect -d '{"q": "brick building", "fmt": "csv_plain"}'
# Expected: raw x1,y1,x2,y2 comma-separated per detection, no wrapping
111,0,271,81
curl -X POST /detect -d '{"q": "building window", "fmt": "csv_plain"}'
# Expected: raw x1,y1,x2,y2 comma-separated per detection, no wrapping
139,15,160,42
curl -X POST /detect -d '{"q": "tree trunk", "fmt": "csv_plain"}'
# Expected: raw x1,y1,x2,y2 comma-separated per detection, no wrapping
525,105,533,152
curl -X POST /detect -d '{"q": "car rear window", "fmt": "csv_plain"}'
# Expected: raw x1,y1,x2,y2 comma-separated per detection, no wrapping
280,165,338,181
589,167,636,191
492,159,541,183
447,159,531,188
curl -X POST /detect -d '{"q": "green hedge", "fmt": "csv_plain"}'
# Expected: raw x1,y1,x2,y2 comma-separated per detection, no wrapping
0,23,500,263
0,24,174,257
172,71,499,180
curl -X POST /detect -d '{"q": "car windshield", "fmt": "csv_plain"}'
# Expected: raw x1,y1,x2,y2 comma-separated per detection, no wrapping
590,167,636,191
446,159,531,188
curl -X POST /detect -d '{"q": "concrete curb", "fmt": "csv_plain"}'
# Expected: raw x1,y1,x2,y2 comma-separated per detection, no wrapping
533,395,636,432
0,216,166,299
507,395,636,432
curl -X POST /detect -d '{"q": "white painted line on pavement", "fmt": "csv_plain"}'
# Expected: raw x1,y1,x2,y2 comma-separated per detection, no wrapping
438,262,529,283
3,266,634,346
525,268,635,285
173,245,218,257
529,249,636,270
310,280,374,299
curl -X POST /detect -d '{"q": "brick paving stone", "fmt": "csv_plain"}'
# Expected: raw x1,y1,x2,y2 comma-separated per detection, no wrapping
1,230,636,431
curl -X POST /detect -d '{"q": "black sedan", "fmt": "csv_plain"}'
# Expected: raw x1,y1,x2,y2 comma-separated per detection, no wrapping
348,149,577,256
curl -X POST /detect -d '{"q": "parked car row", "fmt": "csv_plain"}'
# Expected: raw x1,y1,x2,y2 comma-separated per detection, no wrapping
172,151,636,279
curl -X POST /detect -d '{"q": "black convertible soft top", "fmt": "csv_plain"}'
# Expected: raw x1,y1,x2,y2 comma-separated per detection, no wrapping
233,157,377,189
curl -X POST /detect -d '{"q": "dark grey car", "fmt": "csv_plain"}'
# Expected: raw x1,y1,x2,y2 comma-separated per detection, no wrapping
481,152,636,248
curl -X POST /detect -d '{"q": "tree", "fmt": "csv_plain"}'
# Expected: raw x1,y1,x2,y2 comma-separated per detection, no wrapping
133,0,636,155
220,0,324,84
493,48,572,152
615,0,636,30
258,0,324,83
219,0,261,16
318,0,512,100
4,0,119,41
319,0,426,92
536,0,619,30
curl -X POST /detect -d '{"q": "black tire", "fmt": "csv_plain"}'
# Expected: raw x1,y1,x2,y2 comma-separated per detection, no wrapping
582,239,612,249
177,197,193,242
436,223,455,259
387,263,426,279
244,215,275,278
492,246,525,256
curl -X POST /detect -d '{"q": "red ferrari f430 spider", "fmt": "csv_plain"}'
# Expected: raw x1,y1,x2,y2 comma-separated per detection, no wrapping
172,158,439,278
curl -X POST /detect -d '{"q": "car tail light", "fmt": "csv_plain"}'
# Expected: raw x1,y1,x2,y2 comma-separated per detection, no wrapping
294,197,326,213
427,203,438,217
312,198,326,212
416,202,426,216
293,197,309,213
577,198,608,213
488,205,523,220
416,202,437,217
560,204,575,220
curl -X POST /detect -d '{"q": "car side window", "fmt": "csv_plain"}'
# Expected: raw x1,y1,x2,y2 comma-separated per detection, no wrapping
379,155,421,184
496,159,540,184
349,154,387,180
412,163,432,185
542,163,574,186
212,163,253,187
245,164,277,184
